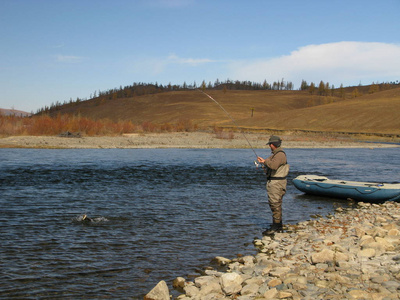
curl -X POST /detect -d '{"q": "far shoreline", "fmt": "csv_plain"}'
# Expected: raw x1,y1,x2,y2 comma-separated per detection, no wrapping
0,132,399,149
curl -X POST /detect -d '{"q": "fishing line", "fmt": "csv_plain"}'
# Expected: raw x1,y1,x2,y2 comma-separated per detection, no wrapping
197,89,260,160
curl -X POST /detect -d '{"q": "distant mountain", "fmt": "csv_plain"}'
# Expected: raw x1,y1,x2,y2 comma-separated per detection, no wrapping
0,108,31,117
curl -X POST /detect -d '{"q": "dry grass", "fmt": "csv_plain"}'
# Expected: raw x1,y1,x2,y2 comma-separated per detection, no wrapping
47,90,324,126
4,86,400,138
238,88,400,135
51,87,400,136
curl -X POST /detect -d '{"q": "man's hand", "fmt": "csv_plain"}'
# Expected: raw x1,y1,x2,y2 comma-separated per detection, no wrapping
257,156,265,164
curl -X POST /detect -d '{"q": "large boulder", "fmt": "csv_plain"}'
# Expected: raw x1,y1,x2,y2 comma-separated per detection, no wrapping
213,256,232,266
311,248,349,264
144,280,170,300
220,272,243,295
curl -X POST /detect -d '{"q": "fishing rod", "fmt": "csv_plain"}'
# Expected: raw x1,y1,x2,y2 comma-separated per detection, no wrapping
196,89,263,167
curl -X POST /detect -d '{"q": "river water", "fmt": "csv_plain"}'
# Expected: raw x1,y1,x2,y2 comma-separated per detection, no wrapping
1,147,399,299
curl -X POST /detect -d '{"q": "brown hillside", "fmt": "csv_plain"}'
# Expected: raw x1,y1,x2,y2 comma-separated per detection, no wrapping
238,88,400,135
51,90,337,125
50,88,400,136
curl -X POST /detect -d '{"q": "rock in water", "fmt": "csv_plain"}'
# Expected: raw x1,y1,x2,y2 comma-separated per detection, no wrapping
144,280,169,300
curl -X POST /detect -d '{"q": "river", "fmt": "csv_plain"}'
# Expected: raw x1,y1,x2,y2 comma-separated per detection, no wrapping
1,148,399,298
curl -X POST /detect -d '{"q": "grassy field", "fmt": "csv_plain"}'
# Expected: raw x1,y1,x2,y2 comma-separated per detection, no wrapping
48,87,400,136
238,88,400,135
2,86,400,141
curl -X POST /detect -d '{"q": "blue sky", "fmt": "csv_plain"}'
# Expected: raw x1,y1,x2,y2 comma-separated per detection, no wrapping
1,0,399,113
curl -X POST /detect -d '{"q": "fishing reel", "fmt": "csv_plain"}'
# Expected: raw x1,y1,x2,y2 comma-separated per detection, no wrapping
254,161,267,175
255,161,266,170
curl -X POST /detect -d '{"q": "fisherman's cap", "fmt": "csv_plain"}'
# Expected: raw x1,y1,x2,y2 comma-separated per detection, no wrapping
267,135,281,145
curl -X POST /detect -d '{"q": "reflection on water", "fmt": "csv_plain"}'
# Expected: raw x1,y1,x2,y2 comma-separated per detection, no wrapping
0,148,398,298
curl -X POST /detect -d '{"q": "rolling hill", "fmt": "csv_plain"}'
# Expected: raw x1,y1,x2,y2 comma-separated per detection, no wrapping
47,86,400,137
239,88,400,135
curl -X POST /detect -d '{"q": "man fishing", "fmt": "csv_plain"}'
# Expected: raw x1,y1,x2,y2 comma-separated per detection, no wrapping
197,90,289,234
257,135,289,235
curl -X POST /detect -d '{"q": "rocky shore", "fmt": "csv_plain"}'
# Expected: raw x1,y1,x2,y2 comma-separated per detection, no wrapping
145,201,400,299
0,132,399,149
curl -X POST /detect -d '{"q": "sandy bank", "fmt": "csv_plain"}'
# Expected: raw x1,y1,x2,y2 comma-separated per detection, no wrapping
0,132,399,149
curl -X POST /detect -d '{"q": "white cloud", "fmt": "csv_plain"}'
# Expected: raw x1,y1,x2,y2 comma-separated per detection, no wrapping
229,42,400,87
55,55,84,63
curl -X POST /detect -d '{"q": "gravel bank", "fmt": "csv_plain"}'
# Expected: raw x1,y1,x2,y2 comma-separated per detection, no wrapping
146,201,400,299
0,132,398,149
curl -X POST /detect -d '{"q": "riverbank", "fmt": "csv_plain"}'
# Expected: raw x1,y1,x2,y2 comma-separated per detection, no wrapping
0,132,399,149
146,201,400,299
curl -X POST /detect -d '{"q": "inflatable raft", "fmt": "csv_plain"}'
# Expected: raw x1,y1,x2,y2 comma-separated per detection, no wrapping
293,175,400,202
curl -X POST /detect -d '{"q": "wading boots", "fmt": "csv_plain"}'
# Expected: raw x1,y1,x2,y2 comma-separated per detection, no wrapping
262,222,283,236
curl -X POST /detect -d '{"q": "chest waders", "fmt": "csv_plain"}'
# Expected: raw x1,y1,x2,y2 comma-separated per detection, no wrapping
263,150,289,236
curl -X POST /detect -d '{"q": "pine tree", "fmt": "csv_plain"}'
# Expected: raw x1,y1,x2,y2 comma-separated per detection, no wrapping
318,81,325,96
309,82,315,94
352,88,361,98
300,80,309,90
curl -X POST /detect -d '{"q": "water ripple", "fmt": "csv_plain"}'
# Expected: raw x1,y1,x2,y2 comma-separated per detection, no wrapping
0,148,399,298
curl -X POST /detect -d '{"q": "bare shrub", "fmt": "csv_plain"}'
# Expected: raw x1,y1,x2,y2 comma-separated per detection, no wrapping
0,114,199,136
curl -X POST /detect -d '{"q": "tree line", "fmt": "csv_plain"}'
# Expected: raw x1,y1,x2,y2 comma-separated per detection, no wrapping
36,78,399,115
36,79,294,115
300,80,399,98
